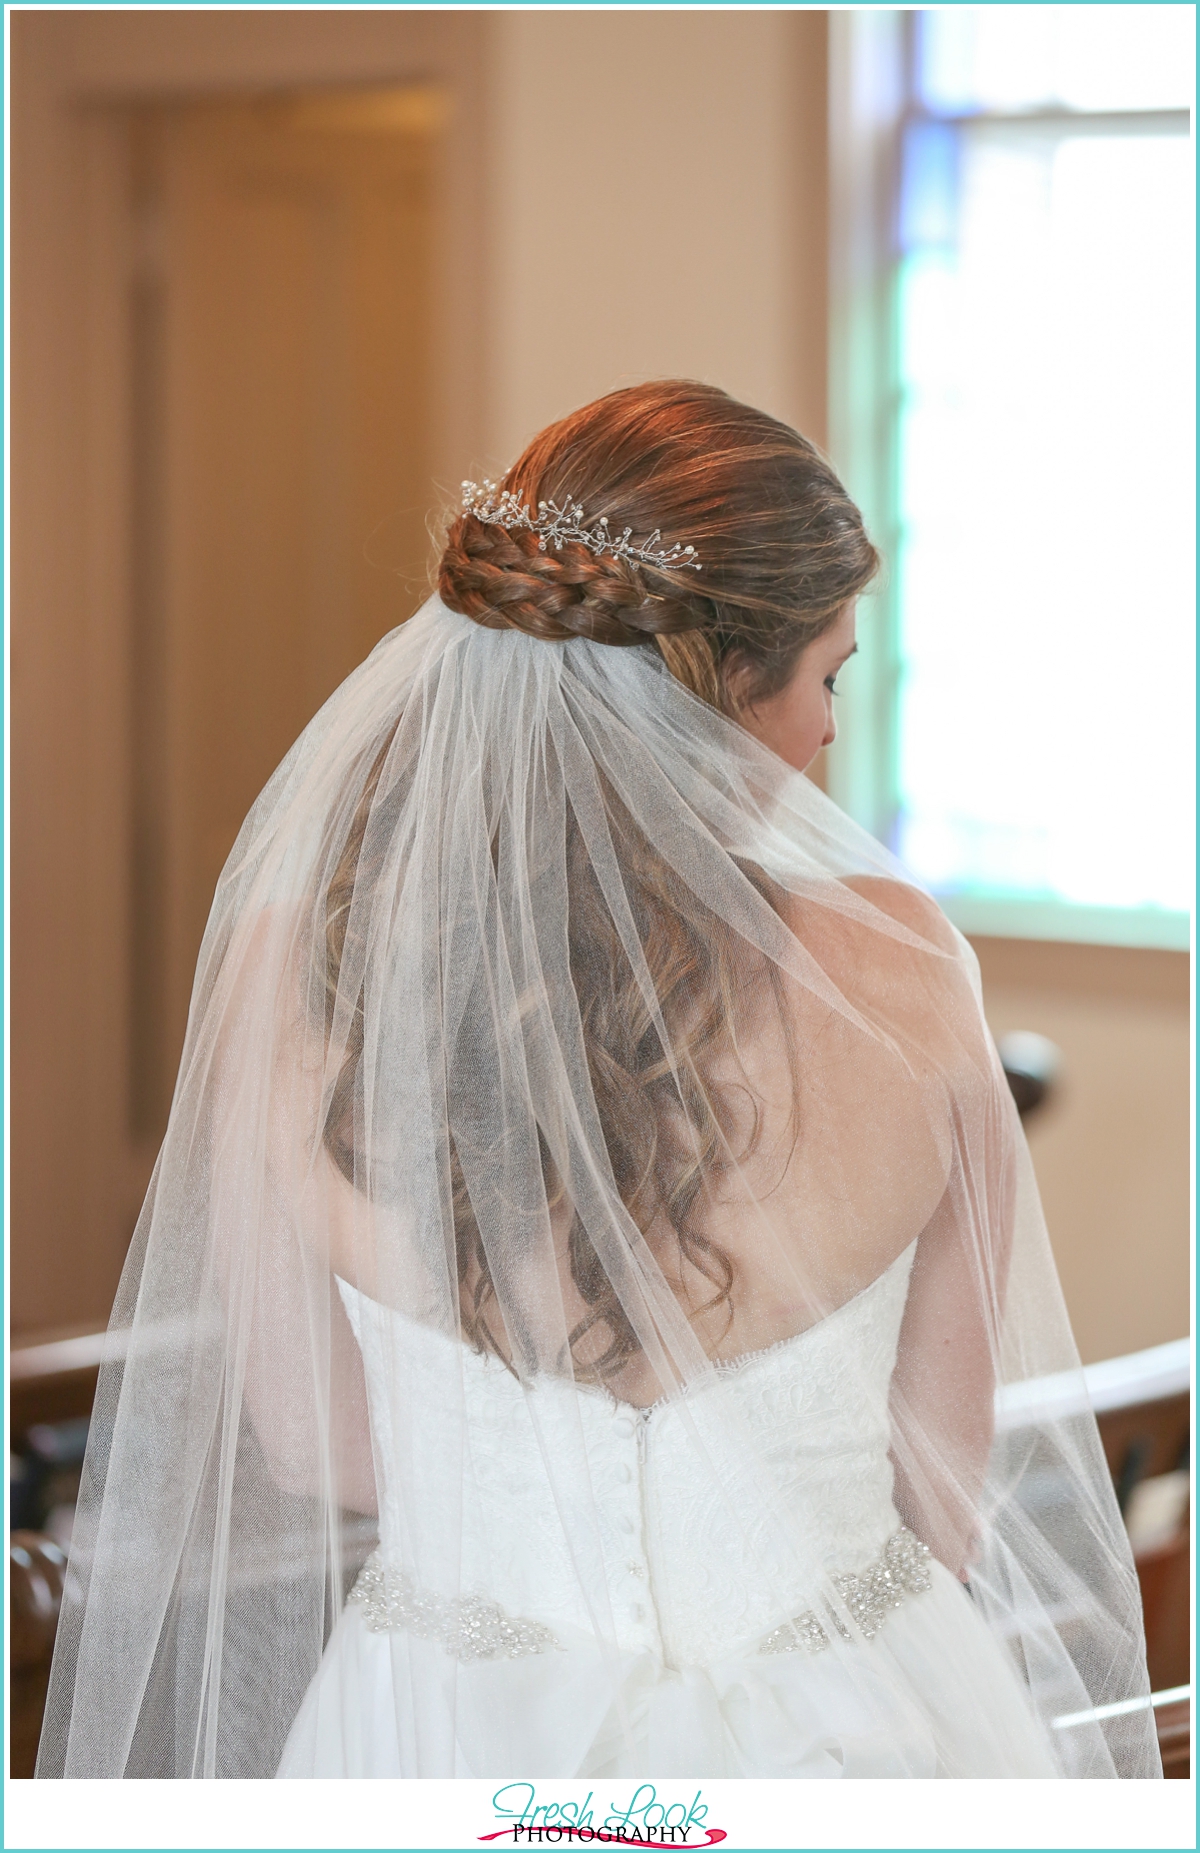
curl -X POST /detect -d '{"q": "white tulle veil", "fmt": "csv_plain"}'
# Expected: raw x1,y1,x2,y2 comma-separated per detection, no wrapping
38,590,1157,1780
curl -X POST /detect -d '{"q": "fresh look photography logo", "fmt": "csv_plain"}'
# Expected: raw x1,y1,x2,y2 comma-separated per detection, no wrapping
479,1784,727,1847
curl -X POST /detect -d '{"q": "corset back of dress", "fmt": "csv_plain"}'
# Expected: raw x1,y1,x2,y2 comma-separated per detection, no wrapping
337,1241,916,1669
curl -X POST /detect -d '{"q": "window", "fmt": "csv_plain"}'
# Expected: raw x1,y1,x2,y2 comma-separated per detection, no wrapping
829,7,1193,948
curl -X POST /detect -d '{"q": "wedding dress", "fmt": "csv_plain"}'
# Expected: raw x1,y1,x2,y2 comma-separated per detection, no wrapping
278,1247,1057,1777
39,596,1159,1779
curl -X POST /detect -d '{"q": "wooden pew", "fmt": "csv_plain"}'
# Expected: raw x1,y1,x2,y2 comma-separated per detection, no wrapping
1090,1340,1191,1708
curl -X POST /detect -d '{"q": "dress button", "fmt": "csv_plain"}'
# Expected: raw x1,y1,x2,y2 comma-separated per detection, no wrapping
619,1514,636,1534
615,1463,633,1485
627,1561,645,1579
614,1417,636,1438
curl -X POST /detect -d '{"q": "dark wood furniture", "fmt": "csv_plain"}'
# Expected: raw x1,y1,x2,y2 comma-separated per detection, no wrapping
1095,1384,1191,1703
9,1532,68,1778
1155,1697,1191,1779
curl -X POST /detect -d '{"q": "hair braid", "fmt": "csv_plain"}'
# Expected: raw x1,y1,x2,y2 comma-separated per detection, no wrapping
439,512,705,646
437,381,878,709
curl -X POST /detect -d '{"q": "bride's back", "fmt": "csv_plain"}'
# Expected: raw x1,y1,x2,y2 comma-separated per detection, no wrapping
545,816,968,1404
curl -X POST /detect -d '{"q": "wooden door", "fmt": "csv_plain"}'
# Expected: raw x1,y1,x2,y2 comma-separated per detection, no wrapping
130,88,439,1137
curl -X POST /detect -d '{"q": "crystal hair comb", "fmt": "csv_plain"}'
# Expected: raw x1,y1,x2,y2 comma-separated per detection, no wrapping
461,480,702,573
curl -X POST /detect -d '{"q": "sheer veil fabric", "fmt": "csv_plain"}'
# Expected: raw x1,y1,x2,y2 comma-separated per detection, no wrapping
39,595,1158,1778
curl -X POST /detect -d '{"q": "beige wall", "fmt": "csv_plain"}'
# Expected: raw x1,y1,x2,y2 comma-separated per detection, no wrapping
974,939,1190,1366
482,11,828,466
11,10,1189,1370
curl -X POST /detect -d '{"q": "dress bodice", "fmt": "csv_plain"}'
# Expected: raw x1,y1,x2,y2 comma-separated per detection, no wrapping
337,1242,917,1670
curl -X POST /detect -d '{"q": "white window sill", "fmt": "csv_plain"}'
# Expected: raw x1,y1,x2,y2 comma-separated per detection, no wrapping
935,893,1191,953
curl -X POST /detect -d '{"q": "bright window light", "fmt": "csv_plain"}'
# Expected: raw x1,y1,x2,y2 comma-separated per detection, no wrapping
917,3,1194,115
890,7,1194,934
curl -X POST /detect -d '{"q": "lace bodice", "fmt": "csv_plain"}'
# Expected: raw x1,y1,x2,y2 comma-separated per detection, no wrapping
337,1241,917,1669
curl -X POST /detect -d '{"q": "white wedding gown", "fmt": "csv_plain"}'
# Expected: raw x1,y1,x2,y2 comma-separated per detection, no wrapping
277,1242,1059,1779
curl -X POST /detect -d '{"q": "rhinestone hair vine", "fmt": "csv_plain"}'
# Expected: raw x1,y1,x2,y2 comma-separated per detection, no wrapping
461,479,703,573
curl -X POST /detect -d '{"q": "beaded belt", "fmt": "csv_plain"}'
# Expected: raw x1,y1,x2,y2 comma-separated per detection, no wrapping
348,1525,932,1665
349,1553,562,1661
757,1527,932,1656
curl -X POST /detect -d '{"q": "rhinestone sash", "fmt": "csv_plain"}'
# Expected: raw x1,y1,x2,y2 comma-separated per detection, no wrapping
349,1526,932,1664
348,1552,562,1661
758,1527,933,1656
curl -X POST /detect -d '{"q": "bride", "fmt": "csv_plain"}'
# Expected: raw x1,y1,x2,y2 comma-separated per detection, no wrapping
39,381,1158,1780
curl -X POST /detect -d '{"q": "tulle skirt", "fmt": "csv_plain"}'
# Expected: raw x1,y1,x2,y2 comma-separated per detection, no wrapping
276,1560,1059,1779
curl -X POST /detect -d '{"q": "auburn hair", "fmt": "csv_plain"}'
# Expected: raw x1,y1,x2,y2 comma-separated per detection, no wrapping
326,382,879,1379
439,378,878,707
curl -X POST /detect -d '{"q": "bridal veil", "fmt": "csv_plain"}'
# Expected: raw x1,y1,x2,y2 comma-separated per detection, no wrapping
38,388,1158,1781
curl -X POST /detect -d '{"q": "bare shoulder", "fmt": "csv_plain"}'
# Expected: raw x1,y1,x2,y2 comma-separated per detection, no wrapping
775,874,962,967
837,876,962,957
774,875,983,1065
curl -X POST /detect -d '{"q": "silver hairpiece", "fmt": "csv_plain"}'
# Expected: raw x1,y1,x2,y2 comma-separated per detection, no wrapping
461,479,702,573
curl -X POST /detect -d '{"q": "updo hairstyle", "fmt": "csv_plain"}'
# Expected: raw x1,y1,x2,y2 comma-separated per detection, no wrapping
438,379,879,709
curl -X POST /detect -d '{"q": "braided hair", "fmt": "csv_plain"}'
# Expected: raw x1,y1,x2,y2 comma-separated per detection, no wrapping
437,520,678,646
438,378,878,704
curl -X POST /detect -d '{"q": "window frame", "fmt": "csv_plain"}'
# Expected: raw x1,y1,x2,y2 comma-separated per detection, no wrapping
826,8,1193,953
